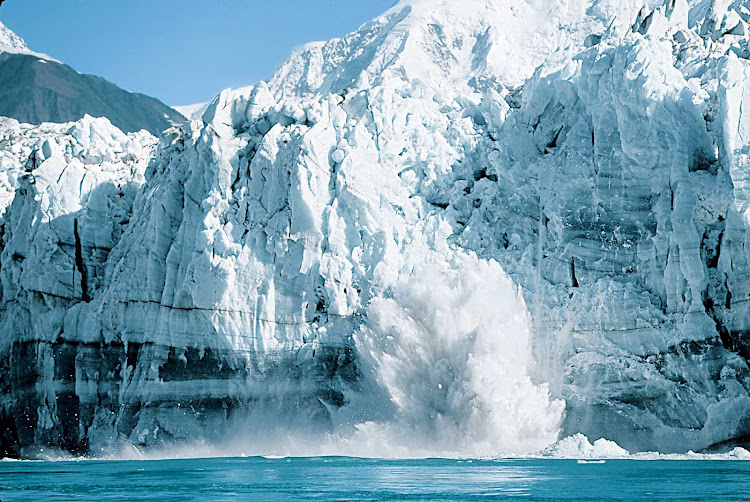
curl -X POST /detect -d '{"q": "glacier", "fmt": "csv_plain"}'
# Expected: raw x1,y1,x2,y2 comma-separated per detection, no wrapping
4,0,750,458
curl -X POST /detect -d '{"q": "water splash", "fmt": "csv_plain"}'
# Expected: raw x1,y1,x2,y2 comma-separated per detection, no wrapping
343,252,565,457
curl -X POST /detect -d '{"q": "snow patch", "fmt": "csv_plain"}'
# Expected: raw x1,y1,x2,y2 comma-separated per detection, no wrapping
174,101,211,121
0,21,60,62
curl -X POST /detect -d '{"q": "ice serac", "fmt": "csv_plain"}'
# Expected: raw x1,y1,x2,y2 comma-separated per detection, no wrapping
5,0,750,457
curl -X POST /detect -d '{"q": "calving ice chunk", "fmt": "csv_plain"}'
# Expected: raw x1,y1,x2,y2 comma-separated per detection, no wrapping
3,0,750,458
353,249,564,457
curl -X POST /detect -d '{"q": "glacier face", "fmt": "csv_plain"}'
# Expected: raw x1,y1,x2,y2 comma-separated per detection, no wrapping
0,116,155,455
4,0,750,457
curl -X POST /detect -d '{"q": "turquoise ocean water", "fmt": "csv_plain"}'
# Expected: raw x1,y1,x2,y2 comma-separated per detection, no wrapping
1,457,749,500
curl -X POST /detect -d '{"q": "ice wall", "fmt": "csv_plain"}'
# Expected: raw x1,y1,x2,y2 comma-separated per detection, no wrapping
4,0,750,457
0,116,155,455
449,0,750,451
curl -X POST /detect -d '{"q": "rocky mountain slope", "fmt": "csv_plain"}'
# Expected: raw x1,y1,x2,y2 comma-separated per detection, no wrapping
3,0,750,458
0,22,184,135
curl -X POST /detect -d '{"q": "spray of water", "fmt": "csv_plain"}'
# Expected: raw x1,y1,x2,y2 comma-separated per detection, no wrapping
339,252,566,458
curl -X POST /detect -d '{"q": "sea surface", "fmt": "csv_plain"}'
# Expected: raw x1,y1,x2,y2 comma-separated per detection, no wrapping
1,456,749,500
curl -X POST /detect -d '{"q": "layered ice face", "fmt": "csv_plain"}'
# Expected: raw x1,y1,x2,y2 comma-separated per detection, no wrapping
4,0,750,458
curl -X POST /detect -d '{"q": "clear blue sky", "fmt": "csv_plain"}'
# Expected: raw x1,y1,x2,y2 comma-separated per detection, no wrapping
0,0,396,106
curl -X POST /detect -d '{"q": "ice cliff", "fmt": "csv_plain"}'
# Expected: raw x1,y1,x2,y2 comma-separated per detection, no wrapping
4,0,750,457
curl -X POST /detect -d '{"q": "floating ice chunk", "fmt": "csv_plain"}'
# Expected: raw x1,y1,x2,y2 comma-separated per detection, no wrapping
544,434,630,459
729,447,750,460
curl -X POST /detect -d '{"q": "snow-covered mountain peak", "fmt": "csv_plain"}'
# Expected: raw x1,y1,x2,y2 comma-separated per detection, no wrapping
268,0,750,103
0,20,31,54
0,20,58,62
269,0,607,99
269,0,706,102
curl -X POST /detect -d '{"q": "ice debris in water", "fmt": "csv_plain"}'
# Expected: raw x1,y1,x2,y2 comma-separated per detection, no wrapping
541,435,750,460
544,433,630,459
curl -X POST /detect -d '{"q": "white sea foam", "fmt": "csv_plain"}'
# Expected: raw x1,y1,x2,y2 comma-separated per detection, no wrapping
20,435,750,462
